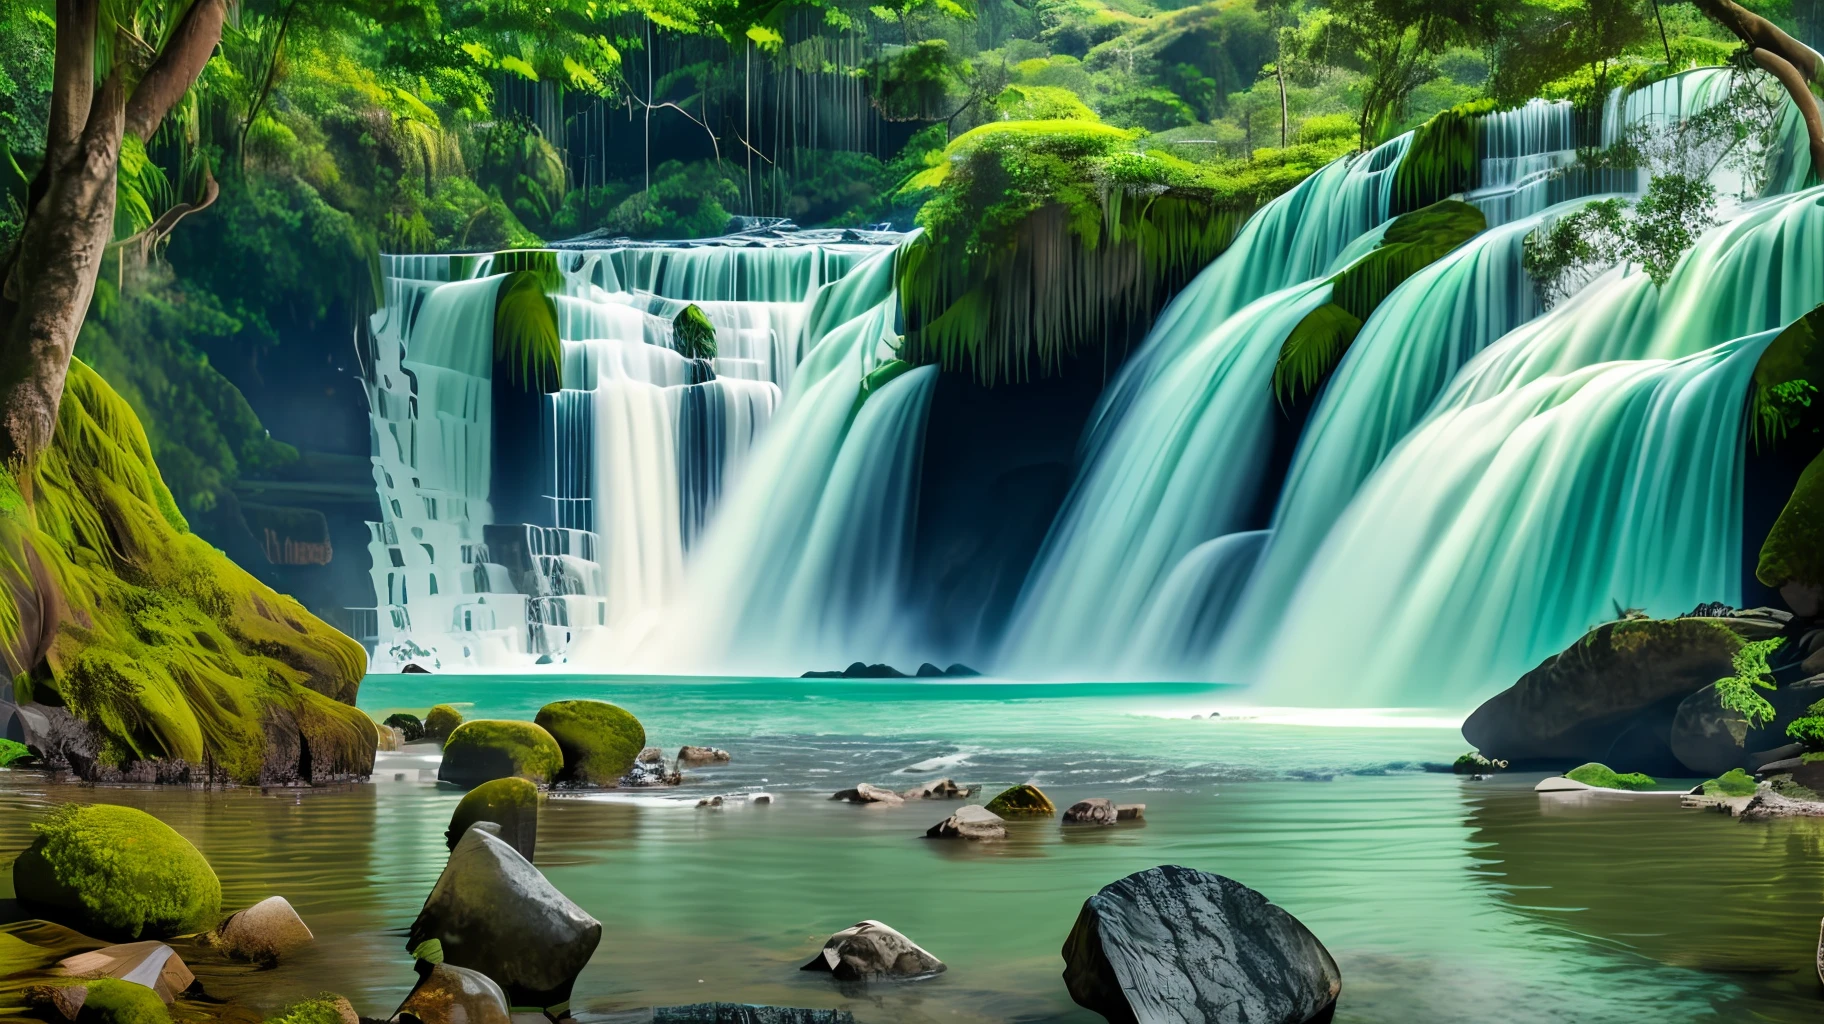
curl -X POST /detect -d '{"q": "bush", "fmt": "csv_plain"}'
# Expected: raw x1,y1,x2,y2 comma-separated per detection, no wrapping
1786,698,1824,750
12,803,221,939
1565,763,1658,791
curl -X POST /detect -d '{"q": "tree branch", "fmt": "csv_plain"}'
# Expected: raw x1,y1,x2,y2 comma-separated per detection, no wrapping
125,0,227,141
1750,47,1824,179
45,0,97,178
1693,0,1821,81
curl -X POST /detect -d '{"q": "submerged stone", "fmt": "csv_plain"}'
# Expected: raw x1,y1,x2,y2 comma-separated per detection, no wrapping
207,895,314,963
13,804,221,940
408,825,601,1010
1063,799,1119,825
801,920,944,980
437,720,563,789
446,777,539,858
902,777,969,799
55,941,194,1002
534,699,645,786
395,962,512,1024
1062,865,1340,1024
831,783,903,805
984,784,1054,817
925,804,1005,840
678,745,731,764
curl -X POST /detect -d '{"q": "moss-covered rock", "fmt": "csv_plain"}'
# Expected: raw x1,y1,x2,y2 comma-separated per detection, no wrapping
66,979,171,1024
0,737,29,766
447,776,539,859
424,704,463,743
263,994,357,1024
1758,449,1823,614
1565,763,1657,791
533,699,644,787
983,784,1055,817
12,803,221,939
1452,752,1507,774
0,361,372,784
437,720,563,789
384,713,425,742
1701,768,1758,797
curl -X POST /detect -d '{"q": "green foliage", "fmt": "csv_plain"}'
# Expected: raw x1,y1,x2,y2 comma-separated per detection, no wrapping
996,83,1098,121
13,804,221,939
870,40,968,121
1391,99,1496,213
1714,638,1784,728
1700,768,1758,798
493,270,562,393
899,119,1251,383
1758,450,1824,589
264,996,353,1024
438,718,565,788
600,160,741,240
1522,173,1716,305
1749,305,1824,452
1274,200,1484,401
1565,762,1658,790
0,737,28,766
71,980,172,1024
674,304,718,360
1786,698,1824,751
533,699,645,786
853,359,915,419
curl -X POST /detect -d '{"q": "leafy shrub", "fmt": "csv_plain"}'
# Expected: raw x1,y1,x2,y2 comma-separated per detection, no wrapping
1714,638,1784,728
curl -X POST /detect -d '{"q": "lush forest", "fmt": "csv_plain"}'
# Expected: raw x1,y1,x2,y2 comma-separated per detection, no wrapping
0,0,1810,619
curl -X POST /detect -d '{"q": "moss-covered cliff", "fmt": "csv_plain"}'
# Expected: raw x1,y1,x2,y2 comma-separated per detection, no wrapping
0,359,371,784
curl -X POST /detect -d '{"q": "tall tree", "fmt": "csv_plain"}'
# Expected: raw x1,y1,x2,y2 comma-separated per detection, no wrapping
0,0,225,466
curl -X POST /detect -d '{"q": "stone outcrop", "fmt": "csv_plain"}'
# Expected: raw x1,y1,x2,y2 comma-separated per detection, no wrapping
395,962,512,1024
408,825,601,1010
925,804,1005,840
1063,799,1119,825
984,784,1054,817
207,895,314,963
445,776,539,859
436,720,564,789
800,920,945,980
678,745,731,764
535,700,646,786
902,778,970,799
1062,865,1340,1024
831,783,904,805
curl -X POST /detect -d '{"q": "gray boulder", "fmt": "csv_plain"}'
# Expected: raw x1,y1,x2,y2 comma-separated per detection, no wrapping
678,746,732,764
830,783,904,806
1064,799,1119,825
925,804,1005,840
902,778,970,799
395,962,512,1024
407,826,602,1010
622,749,682,786
1670,673,1824,776
1062,865,1339,1024
800,920,945,980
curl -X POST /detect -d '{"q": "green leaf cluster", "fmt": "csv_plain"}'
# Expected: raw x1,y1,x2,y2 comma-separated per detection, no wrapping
1714,638,1784,729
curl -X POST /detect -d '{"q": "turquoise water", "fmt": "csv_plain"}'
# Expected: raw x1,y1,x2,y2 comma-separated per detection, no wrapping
4,675,1823,1022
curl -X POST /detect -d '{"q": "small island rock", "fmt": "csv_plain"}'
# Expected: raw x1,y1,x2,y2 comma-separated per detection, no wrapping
423,705,464,743
12,804,220,939
678,745,732,764
436,720,563,789
902,778,970,799
1062,865,1340,1024
800,920,945,980
984,784,1055,817
207,895,314,963
446,776,539,859
831,783,904,806
535,700,646,786
925,804,1005,840
1063,799,1119,825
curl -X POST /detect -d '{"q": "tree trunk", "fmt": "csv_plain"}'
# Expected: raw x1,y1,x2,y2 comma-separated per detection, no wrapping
1692,0,1824,177
0,0,226,466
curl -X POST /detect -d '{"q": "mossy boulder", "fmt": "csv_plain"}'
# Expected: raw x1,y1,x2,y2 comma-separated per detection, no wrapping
65,979,171,1024
533,700,644,787
384,713,425,742
1701,768,1759,797
983,784,1054,817
447,776,539,859
0,361,371,785
12,803,221,939
1565,763,1657,791
424,704,464,743
437,720,563,789
263,995,358,1024
1758,449,1824,616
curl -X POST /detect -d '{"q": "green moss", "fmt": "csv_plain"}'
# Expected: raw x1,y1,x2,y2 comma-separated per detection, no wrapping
1391,100,1499,214
1748,304,1822,452
0,360,372,784
0,737,28,766
1714,638,1783,728
1701,768,1758,797
534,699,644,786
1565,763,1658,791
71,979,171,1024
383,713,425,742
446,775,539,848
1273,201,1485,402
493,270,561,393
674,304,717,361
1453,752,1507,774
12,803,221,939
996,85,1098,122
263,995,352,1024
492,249,561,290
424,704,463,742
437,719,563,788
983,784,1055,816
1759,449,1824,590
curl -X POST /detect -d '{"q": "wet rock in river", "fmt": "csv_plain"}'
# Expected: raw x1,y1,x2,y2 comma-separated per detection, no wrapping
830,783,904,805
437,720,563,789
408,826,601,1011
622,747,683,786
207,895,315,963
14,803,221,939
1063,799,1119,826
423,704,463,743
984,784,1054,817
901,777,971,799
925,804,1005,840
395,962,512,1024
376,724,406,752
54,941,195,1001
801,920,945,980
1062,865,1340,1024
678,745,732,764
652,1004,855,1023
446,776,539,859
536,700,646,786
385,713,426,742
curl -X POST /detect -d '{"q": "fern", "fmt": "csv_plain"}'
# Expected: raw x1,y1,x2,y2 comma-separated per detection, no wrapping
493,270,561,393
1714,637,1784,728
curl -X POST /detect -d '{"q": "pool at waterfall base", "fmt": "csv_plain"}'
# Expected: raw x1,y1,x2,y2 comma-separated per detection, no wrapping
5,675,1821,1023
